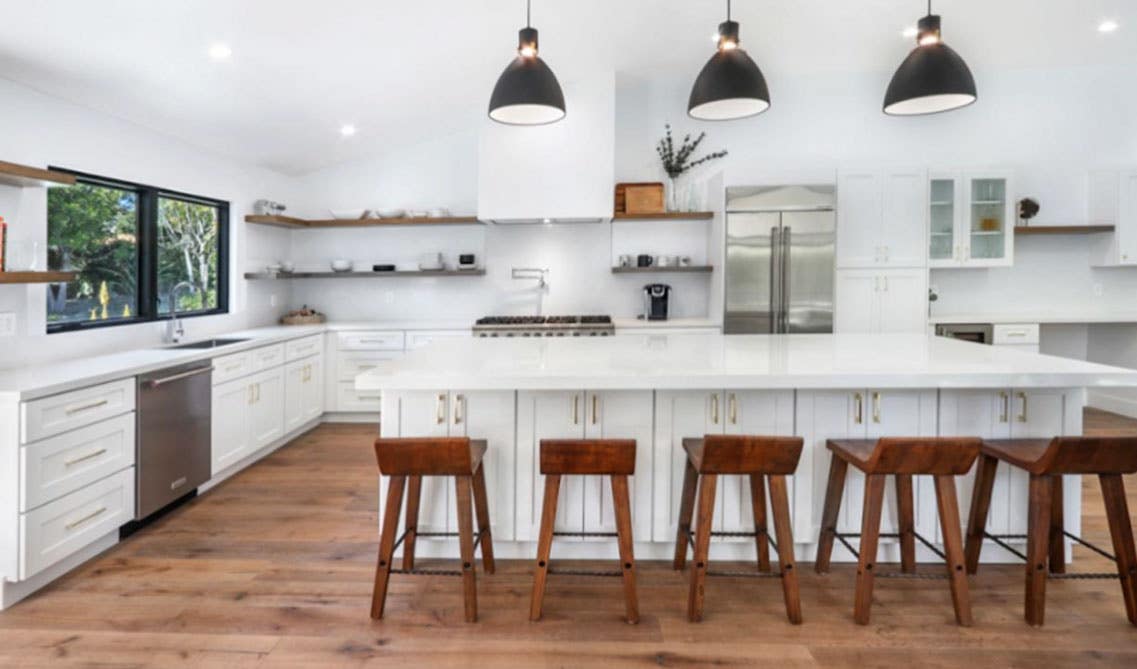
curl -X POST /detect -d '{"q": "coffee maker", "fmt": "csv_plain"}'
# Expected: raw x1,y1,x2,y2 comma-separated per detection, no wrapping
643,284,671,321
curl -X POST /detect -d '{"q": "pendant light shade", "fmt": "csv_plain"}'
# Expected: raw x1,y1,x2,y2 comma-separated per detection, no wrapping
883,10,977,115
488,2,565,125
688,2,770,121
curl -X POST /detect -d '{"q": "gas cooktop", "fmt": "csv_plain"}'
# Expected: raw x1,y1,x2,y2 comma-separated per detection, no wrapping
473,315,614,337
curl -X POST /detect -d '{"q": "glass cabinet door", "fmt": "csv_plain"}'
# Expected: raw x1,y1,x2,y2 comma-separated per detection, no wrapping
929,178,956,262
969,178,1008,261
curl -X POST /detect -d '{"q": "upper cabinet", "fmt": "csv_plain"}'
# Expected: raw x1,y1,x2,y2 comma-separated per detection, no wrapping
928,171,1014,268
836,168,927,269
1088,170,1137,267
477,71,614,223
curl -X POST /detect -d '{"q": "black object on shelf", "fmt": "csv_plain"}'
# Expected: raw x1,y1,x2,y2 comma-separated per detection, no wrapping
372,264,396,272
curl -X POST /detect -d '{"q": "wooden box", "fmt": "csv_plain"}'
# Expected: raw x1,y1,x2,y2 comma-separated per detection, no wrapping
615,182,665,215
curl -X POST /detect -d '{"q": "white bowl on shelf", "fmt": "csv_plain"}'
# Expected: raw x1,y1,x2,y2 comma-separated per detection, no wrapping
329,209,367,220
426,207,451,218
330,259,354,272
374,208,406,219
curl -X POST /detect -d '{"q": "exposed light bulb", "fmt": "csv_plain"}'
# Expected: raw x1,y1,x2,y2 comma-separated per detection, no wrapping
1098,19,1119,33
720,40,739,51
902,26,918,38
207,43,232,60
918,33,940,46
340,124,357,137
519,44,537,57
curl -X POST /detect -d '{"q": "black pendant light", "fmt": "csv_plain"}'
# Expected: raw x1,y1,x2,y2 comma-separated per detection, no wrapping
688,0,770,121
488,0,566,125
883,1,977,115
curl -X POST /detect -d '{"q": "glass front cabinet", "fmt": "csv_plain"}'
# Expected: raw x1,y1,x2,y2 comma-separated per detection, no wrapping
928,171,1014,268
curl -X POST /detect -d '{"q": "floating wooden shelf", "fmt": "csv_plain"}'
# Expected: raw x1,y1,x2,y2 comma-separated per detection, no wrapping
611,265,713,274
245,269,486,280
0,271,76,284
0,161,76,188
1014,225,1115,235
245,214,482,229
612,211,714,221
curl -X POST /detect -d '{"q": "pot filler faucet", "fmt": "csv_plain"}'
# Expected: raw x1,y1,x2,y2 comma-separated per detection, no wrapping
166,281,196,344
511,267,549,316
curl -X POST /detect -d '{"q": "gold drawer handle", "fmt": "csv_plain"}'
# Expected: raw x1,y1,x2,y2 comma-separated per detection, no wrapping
1017,392,1028,423
853,393,863,424
65,399,109,415
65,448,108,467
999,391,1009,423
66,506,107,530
872,392,882,424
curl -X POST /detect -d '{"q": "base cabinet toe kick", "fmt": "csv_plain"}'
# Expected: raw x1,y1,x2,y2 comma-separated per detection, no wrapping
378,387,1084,562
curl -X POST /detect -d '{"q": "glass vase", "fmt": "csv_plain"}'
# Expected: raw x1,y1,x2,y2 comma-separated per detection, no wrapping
668,176,684,212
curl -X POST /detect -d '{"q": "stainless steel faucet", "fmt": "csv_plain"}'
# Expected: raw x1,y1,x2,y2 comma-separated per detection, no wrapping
166,281,196,344
511,268,549,316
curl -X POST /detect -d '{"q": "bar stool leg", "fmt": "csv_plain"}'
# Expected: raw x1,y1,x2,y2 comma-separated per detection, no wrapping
471,462,496,575
934,475,973,627
768,475,802,624
688,474,717,622
749,474,771,572
853,474,887,625
529,474,561,621
673,460,699,570
1024,474,1053,627
964,454,999,574
896,474,916,574
402,476,422,571
610,474,639,624
371,476,406,620
1049,475,1066,575
815,453,848,573
1099,474,1137,626
454,475,478,623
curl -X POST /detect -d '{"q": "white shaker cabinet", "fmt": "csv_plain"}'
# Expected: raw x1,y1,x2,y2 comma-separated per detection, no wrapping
837,168,928,269
835,269,927,334
1089,169,1137,267
248,368,285,451
582,391,654,540
211,366,285,476
928,171,1014,268
284,356,324,434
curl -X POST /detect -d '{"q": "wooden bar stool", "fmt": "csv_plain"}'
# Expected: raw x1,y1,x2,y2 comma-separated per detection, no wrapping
530,439,639,624
816,437,981,626
673,435,804,623
370,437,495,623
964,436,1137,627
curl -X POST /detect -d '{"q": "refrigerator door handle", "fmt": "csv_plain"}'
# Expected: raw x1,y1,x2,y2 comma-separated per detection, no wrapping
769,226,781,334
781,226,792,333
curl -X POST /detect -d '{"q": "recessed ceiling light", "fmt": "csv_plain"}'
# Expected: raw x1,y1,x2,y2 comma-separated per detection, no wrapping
340,124,357,137
901,26,918,38
207,43,232,60
1098,19,1119,33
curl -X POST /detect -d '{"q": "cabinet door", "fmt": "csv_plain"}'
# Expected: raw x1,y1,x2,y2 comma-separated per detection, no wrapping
876,269,928,334
937,389,1011,542
724,391,798,537
385,390,451,534
583,391,654,539
249,368,285,451
653,390,722,542
837,170,883,268
515,391,585,540
1119,171,1137,265
448,391,516,541
834,270,880,333
211,378,251,476
283,360,306,434
928,175,960,267
1003,389,1068,534
801,390,867,546
880,168,928,268
301,356,324,423
964,173,1013,267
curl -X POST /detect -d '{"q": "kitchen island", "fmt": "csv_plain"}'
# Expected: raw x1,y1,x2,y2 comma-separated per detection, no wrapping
357,333,1137,563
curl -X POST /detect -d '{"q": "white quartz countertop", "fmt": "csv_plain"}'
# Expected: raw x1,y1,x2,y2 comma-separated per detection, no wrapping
611,317,720,330
356,333,1137,391
930,312,1137,325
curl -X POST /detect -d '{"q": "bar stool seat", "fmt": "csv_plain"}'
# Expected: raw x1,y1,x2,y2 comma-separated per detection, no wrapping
816,437,981,627
370,437,495,623
965,436,1137,627
530,439,639,624
673,435,803,623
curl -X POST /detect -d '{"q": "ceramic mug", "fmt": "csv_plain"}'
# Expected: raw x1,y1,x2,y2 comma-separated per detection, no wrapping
636,254,653,268
618,254,633,268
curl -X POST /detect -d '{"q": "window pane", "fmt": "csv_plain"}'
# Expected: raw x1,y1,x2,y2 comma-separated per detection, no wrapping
47,182,140,326
157,197,220,315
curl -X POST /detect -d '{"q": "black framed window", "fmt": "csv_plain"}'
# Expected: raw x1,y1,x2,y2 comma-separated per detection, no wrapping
46,170,229,333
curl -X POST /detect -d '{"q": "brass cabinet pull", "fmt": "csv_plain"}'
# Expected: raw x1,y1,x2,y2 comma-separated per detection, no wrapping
853,392,864,424
999,391,1009,423
711,393,720,425
872,392,882,424
255,383,260,403
66,506,107,531
728,393,738,425
454,394,464,424
65,448,108,467
436,393,447,424
591,394,598,425
1017,392,1028,423
65,399,109,415
572,394,580,425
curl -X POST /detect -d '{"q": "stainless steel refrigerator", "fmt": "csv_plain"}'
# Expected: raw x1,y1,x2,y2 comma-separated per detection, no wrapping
724,185,836,334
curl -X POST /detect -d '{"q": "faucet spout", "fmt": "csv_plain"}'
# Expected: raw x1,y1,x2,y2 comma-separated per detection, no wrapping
166,281,196,344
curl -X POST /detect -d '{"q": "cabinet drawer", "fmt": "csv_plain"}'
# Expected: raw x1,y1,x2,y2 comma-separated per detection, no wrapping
993,323,1040,345
336,382,382,412
21,378,136,444
285,334,324,362
249,344,285,372
19,467,135,580
337,353,401,381
406,330,468,350
337,331,405,351
20,413,136,512
212,351,252,384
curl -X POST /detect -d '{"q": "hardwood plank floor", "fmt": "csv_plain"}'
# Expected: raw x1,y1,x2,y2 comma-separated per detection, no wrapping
2,412,1136,667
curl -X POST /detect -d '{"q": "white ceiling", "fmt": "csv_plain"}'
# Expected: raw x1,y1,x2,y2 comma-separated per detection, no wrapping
0,0,1132,175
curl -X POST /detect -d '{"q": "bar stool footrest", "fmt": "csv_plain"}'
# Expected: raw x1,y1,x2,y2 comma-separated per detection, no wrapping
546,567,623,578
832,531,946,561
389,568,463,577
984,531,1118,563
705,569,784,579
552,531,618,538
686,529,778,554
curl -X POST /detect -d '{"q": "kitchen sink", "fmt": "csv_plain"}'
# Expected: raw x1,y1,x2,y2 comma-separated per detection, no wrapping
167,338,250,350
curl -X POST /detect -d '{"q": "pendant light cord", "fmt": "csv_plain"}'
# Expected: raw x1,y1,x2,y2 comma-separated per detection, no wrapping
527,0,531,27
727,0,731,21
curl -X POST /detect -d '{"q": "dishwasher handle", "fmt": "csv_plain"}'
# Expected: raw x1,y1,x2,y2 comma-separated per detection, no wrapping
144,366,214,388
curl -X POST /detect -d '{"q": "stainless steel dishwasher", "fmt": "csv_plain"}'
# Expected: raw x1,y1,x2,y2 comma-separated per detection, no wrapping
136,361,213,519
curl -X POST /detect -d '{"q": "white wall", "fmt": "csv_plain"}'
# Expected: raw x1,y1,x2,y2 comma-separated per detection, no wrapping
0,77,295,369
